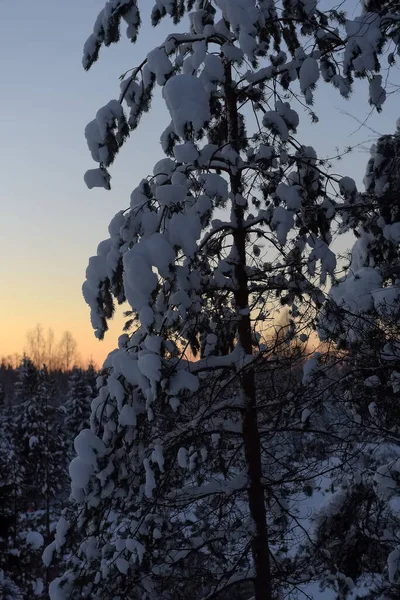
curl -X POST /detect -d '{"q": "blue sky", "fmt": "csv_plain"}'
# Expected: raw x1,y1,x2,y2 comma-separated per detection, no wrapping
0,0,399,364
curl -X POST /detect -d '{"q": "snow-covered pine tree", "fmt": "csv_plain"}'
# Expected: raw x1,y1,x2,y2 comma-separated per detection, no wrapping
0,418,22,600
50,2,400,599
85,362,99,401
6,362,45,597
12,365,68,596
0,571,22,600
12,358,38,513
14,365,52,511
64,368,92,458
14,357,39,405
307,122,400,597
0,383,5,409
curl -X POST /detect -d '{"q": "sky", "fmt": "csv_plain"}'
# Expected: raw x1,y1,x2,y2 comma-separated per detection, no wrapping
0,1,399,367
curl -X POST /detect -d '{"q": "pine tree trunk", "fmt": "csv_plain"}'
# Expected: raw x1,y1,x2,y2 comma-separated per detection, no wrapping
45,395,51,599
224,60,273,600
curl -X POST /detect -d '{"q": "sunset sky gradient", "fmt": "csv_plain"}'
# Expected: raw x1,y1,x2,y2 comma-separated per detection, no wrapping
1,0,399,366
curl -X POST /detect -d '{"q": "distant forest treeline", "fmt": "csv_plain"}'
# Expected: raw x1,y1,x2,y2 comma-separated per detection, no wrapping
0,357,98,598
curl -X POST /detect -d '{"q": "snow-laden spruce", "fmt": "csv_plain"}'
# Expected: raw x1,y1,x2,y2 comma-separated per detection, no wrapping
306,122,400,595
64,368,92,459
0,360,69,599
319,122,400,345
49,2,400,600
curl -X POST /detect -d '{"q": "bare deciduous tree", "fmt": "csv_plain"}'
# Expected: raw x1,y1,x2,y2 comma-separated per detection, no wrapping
25,325,79,371
57,331,79,372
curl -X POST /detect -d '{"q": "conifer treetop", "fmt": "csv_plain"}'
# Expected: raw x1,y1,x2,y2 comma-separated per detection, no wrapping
49,2,400,599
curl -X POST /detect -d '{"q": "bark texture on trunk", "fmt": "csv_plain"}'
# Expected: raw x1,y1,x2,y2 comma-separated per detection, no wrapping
224,60,273,600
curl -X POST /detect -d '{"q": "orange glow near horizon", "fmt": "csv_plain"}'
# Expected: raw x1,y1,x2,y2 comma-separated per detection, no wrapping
0,288,127,369
0,291,319,369
0,319,122,368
